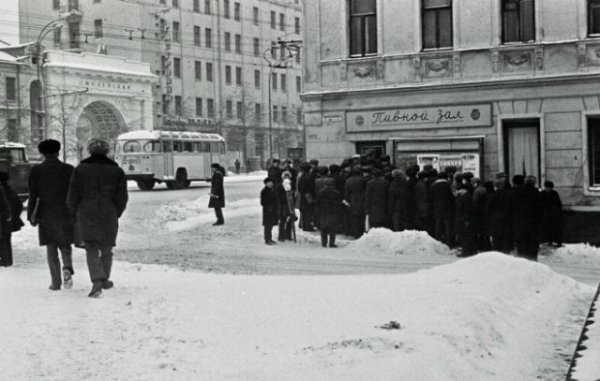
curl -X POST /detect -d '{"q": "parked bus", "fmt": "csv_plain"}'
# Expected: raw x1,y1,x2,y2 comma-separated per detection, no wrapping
0,142,35,199
114,130,227,190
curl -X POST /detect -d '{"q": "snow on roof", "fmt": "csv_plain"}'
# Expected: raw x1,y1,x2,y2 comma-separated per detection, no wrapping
0,141,27,148
0,51,17,63
118,130,225,142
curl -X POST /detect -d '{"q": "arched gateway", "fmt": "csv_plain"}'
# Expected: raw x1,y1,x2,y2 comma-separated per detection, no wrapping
76,101,127,161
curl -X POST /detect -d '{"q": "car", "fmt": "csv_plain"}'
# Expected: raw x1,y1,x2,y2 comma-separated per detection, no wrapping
0,142,35,200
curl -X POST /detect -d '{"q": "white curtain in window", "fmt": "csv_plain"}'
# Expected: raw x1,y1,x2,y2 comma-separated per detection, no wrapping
507,126,539,178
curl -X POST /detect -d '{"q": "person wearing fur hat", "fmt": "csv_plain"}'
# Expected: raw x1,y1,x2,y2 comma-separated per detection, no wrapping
209,163,225,225
261,177,279,245
0,172,23,267
67,138,128,298
27,139,75,289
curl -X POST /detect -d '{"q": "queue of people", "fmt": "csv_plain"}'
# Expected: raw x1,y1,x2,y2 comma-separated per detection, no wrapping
263,153,563,261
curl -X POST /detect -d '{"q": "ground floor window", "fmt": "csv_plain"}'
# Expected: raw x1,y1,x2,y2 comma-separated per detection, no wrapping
503,119,540,181
588,117,600,186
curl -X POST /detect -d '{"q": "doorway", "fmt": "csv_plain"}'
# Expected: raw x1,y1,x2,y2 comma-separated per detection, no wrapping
356,141,386,158
503,119,541,180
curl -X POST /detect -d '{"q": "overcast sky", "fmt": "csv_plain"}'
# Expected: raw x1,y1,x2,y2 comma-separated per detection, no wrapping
0,0,19,45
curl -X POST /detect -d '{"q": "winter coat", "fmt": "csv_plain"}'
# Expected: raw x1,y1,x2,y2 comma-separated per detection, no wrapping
430,179,454,219
315,176,329,196
388,177,408,214
365,177,389,226
209,170,225,208
509,184,543,241
404,176,418,227
297,171,316,206
267,166,283,184
485,189,511,237
344,175,366,216
473,185,489,226
1,182,23,235
0,186,10,238
276,183,295,219
261,187,279,226
415,180,430,218
317,187,342,231
455,190,475,233
27,157,75,246
540,189,562,222
67,154,128,247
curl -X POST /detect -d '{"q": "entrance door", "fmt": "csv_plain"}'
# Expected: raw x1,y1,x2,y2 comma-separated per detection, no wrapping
503,119,540,180
356,141,386,158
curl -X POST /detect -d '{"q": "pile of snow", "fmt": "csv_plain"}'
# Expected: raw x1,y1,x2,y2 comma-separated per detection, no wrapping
347,228,452,256
152,196,260,232
0,252,593,380
547,243,600,265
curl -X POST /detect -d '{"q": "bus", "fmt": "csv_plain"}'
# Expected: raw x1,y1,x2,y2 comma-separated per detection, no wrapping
114,130,227,190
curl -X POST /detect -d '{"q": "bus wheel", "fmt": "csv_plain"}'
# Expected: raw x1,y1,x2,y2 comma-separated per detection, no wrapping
166,181,175,189
136,179,155,191
173,169,188,189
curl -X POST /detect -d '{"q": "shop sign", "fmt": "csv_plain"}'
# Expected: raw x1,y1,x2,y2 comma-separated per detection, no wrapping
346,104,491,132
416,153,481,177
323,115,342,124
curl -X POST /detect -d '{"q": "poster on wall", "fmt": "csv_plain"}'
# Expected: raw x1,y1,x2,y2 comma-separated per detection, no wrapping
411,153,481,177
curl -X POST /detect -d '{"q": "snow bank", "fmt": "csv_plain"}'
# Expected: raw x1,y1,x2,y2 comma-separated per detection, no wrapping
0,252,593,380
547,243,600,265
347,228,452,256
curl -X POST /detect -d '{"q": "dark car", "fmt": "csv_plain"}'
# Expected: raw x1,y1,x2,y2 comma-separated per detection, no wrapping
0,142,35,200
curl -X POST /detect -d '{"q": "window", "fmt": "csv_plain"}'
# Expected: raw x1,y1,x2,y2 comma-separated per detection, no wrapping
207,98,215,117
205,0,211,14
296,76,301,92
94,19,102,38
297,108,302,124
195,98,203,116
224,32,231,51
589,118,600,186
172,21,180,43
53,0,60,10
280,44,286,58
273,105,279,122
205,28,212,47
194,26,201,46
282,106,287,123
162,94,169,115
69,0,79,10
255,103,262,121
173,141,183,152
234,2,241,21
280,13,285,31
123,141,142,153
224,0,230,18
254,69,261,88
236,66,242,85
225,65,232,85
591,0,600,35
295,17,300,34
271,11,276,29
160,0,165,3
235,34,241,54
172,0,178,8
253,7,259,25
206,62,213,81
349,0,377,56
194,0,200,12
184,141,194,152
69,22,80,49
175,96,182,115
53,28,61,46
174,57,181,78
7,119,17,142
281,74,286,92
422,0,452,49
271,72,277,89
236,101,243,119
5,77,16,101
226,100,233,118
271,41,278,59
502,0,535,43
296,46,301,63
254,38,260,56
195,60,202,80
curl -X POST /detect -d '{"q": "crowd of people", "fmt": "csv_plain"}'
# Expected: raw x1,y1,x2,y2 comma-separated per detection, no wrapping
261,153,563,261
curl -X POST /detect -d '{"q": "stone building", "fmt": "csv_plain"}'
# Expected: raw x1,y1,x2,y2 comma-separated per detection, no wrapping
19,0,305,170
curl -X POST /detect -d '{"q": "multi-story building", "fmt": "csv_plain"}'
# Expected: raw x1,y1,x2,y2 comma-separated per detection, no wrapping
19,0,305,170
302,0,600,238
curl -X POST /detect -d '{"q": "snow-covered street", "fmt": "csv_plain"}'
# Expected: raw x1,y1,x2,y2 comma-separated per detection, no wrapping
1,175,600,380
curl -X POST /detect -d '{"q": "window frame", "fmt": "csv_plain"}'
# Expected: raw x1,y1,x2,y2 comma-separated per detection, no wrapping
589,0,600,36
194,25,201,46
235,66,242,86
234,2,241,21
194,60,202,80
6,77,16,101
501,0,536,44
94,19,103,38
348,0,378,57
195,97,203,116
225,65,232,85
421,0,453,50
588,117,600,188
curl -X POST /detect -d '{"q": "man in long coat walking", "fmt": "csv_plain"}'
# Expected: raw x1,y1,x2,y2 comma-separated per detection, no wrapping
209,163,225,225
344,165,366,238
67,139,128,298
27,139,75,290
261,177,279,245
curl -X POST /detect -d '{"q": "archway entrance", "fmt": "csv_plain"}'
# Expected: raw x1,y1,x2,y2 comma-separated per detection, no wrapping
76,101,127,160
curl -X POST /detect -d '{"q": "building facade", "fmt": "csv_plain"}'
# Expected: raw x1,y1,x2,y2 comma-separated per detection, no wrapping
302,0,600,215
19,0,305,170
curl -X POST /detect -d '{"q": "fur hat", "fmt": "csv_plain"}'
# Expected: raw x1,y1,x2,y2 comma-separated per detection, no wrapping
38,139,61,155
264,177,274,184
87,139,110,156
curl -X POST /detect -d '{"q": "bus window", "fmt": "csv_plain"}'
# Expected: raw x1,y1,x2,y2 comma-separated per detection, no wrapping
143,141,161,153
193,142,201,152
173,141,183,152
219,142,226,154
9,149,25,162
123,141,142,153
184,141,194,152
210,142,218,153
162,141,172,152
200,142,210,152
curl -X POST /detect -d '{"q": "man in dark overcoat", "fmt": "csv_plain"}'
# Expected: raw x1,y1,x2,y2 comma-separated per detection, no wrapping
364,168,388,229
209,163,225,225
540,180,563,247
317,178,342,248
297,162,316,231
267,159,283,186
276,172,295,241
67,139,128,298
388,169,408,232
27,139,75,290
431,171,455,246
455,182,477,256
511,176,543,260
261,177,279,245
0,172,23,267
344,165,366,238
486,177,512,253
